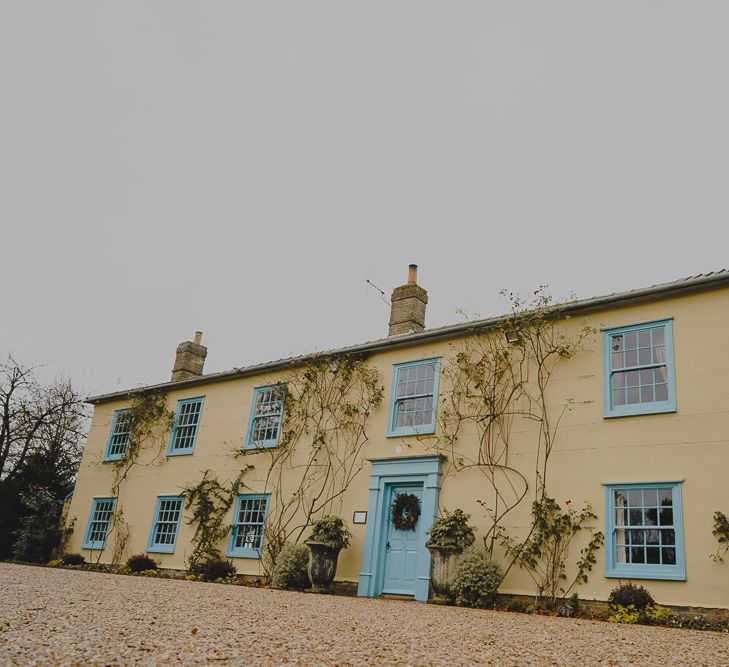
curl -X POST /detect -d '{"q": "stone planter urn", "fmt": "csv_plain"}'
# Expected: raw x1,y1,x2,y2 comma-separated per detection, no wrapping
306,541,341,593
427,545,462,604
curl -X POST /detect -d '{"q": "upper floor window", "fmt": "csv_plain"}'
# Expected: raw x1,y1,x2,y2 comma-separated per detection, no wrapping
387,358,441,437
82,497,116,550
245,385,285,449
104,409,133,462
167,397,204,455
147,496,184,553
604,482,685,580
603,319,676,418
227,494,269,558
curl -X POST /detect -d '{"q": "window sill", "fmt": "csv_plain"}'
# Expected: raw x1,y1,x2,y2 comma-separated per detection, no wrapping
386,426,436,438
147,545,176,554
226,549,262,559
82,543,105,551
243,442,279,451
603,404,677,419
166,449,196,457
605,567,686,581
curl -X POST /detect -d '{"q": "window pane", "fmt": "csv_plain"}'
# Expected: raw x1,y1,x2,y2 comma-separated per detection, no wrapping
646,547,660,564
630,546,645,563
662,547,676,565
659,508,673,526
613,389,626,406
627,489,642,506
655,383,669,401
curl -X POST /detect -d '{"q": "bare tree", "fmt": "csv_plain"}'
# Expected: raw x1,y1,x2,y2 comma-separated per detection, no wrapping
0,357,87,482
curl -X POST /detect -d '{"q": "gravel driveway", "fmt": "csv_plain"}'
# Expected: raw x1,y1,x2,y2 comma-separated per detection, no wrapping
1,563,728,666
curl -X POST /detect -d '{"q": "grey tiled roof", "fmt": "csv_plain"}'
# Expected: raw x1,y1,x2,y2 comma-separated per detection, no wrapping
87,269,729,404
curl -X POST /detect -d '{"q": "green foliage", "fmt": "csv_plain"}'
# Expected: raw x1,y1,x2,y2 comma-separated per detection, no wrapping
11,485,68,563
711,511,729,562
607,604,641,624
608,582,655,610
0,357,85,560
62,552,85,566
501,496,603,607
504,598,535,614
390,493,420,531
126,554,158,573
426,508,476,552
183,468,251,574
308,515,352,551
270,543,311,590
201,558,236,582
451,548,503,609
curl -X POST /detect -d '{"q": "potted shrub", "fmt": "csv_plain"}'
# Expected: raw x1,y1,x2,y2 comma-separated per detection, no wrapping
425,508,476,603
305,515,352,593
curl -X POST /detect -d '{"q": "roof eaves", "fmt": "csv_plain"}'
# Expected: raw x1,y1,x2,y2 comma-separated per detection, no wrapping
86,269,729,405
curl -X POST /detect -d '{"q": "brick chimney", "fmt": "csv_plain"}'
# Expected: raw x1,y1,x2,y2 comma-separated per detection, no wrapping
388,264,428,336
171,331,208,381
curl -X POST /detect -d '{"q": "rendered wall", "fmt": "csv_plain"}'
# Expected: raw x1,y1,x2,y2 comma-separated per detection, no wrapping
67,287,729,608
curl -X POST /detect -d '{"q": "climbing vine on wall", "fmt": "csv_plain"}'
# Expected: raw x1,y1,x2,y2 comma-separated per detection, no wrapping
182,468,252,574
97,391,174,564
246,353,383,573
710,511,729,562
435,288,600,600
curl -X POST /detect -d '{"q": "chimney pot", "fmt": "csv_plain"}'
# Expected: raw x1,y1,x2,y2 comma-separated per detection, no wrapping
194,331,203,345
388,265,428,336
408,264,418,285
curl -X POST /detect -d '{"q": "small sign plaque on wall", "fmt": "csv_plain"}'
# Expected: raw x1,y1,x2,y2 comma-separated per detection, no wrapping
353,511,367,525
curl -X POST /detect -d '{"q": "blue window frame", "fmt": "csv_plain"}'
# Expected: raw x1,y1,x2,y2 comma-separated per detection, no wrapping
604,482,685,581
244,385,285,450
167,397,204,455
227,494,270,558
82,497,116,550
147,496,184,554
603,319,676,418
104,409,133,462
387,358,441,437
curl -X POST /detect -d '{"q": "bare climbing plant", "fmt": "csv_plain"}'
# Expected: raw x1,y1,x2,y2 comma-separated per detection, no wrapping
244,353,383,573
94,391,174,564
436,288,601,602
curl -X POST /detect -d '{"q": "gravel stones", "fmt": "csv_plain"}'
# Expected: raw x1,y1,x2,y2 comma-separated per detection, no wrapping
1,563,728,666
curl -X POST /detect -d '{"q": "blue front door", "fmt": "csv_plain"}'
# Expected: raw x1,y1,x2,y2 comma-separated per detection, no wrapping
382,484,424,596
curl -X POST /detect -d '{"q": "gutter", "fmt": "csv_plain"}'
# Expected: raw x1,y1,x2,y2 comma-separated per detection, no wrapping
86,270,729,405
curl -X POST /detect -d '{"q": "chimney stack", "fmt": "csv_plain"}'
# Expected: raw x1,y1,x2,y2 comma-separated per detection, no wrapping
388,264,428,336
171,331,208,381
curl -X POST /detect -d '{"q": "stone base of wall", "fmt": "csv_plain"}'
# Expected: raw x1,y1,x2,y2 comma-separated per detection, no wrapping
495,593,729,620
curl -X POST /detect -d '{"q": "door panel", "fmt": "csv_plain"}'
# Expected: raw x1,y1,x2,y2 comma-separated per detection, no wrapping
382,484,423,595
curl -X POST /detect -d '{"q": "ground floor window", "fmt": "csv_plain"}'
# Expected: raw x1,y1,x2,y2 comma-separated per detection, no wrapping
147,496,184,553
604,482,685,580
227,494,269,558
82,497,116,550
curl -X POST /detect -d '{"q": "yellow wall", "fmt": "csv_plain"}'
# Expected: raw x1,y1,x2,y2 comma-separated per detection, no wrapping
67,287,729,608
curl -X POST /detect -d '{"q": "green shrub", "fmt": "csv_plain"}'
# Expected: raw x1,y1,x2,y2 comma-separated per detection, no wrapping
642,604,680,626
62,553,85,566
270,543,311,590
608,582,655,610
504,598,533,614
309,516,352,551
126,554,159,573
426,509,476,552
451,548,502,609
607,604,641,624
201,558,236,582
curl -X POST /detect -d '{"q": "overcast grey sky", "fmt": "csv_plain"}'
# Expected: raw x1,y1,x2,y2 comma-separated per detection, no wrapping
2,2,728,396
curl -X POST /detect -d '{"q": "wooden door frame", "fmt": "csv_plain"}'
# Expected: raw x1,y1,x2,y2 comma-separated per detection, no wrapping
357,455,443,602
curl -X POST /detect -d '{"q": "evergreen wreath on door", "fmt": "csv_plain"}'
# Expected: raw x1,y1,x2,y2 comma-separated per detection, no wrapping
391,493,421,531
